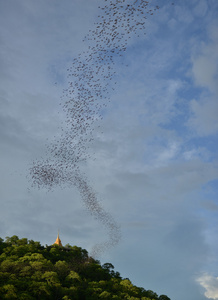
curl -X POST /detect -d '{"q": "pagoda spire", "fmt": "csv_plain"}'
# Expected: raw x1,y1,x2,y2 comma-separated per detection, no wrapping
54,230,63,246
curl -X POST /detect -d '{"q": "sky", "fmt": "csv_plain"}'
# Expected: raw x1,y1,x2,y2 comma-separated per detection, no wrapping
0,0,218,299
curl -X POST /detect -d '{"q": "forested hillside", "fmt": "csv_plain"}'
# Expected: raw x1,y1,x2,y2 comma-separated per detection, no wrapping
0,236,170,300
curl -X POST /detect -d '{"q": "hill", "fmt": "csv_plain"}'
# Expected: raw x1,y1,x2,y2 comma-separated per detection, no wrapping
0,236,170,300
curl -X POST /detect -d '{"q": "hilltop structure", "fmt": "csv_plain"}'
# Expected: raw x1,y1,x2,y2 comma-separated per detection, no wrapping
54,231,63,246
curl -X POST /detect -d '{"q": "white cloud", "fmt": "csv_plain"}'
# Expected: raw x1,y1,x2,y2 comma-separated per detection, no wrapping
187,25,218,136
174,4,194,24
188,97,218,136
155,141,179,166
192,49,218,92
183,147,210,161
197,273,218,299
193,0,208,17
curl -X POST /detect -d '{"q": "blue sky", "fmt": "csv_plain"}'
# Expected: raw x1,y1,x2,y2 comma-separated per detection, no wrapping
0,0,218,299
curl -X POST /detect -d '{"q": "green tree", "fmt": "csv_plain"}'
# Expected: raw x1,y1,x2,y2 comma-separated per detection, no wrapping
54,260,69,280
5,236,19,245
0,284,17,299
159,295,171,300
99,290,111,298
0,236,171,300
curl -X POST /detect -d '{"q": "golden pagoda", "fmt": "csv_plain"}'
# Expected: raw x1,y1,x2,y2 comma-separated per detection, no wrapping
53,231,63,246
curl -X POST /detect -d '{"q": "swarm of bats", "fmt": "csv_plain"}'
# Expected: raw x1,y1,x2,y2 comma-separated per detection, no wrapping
29,0,172,256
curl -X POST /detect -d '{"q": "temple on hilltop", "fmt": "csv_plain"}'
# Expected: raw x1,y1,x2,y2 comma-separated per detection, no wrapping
53,231,63,246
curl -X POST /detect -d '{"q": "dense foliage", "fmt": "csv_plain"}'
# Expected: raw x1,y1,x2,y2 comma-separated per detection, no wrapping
0,236,170,300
